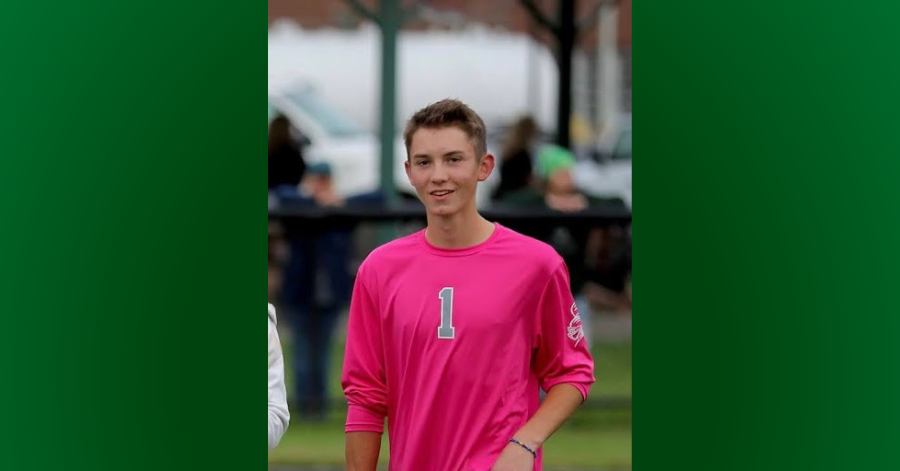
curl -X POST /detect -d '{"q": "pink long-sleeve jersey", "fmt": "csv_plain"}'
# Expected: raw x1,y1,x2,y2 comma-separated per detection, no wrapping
342,223,595,471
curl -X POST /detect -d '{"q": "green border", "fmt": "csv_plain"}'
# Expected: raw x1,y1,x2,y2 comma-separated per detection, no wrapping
0,1,258,468
640,1,900,469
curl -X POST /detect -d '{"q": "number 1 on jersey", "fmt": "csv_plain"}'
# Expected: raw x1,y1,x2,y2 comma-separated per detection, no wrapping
438,287,455,339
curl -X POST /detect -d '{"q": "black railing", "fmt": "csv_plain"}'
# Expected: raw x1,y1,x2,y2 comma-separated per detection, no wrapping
269,199,632,229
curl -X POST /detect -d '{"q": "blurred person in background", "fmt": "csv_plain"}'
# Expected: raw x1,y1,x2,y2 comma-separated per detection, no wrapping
280,162,353,420
498,144,610,346
342,99,594,471
268,114,306,191
583,225,632,315
537,146,632,328
492,143,588,213
269,222,286,301
268,114,304,325
536,145,588,213
298,162,344,206
492,116,539,202
268,304,290,450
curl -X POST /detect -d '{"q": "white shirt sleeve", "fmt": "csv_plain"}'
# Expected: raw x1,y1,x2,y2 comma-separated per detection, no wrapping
268,304,290,450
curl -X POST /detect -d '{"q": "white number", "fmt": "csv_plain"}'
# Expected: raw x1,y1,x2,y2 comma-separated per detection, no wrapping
438,287,455,339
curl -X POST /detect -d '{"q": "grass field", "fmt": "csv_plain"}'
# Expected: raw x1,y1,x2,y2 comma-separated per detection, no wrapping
269,407,631,469
270,317,631,469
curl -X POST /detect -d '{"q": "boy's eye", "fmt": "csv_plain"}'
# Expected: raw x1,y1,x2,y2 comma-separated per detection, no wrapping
416,160,429,166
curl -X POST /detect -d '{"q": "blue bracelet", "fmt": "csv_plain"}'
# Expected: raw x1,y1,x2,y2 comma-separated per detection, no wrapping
509,438,537,458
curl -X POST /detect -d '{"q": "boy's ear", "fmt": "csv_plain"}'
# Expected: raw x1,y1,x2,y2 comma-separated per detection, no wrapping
478,153,495,182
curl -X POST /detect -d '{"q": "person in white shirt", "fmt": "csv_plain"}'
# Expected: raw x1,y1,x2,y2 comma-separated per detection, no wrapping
269,303,290,450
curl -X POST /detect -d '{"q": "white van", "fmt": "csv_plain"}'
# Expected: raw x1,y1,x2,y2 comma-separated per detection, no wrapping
573,114,632,209
268,83,413,198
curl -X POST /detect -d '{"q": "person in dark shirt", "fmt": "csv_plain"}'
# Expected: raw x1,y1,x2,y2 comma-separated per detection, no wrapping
492,116,538,201
268,114,306,190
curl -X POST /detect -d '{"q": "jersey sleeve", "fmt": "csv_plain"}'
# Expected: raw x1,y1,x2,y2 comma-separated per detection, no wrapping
533,261,596,401
268,304,290,450
341,262,388,434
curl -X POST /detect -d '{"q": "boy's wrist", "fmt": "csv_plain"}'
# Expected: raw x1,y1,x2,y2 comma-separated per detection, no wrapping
508,438,538,458
512,429,545,450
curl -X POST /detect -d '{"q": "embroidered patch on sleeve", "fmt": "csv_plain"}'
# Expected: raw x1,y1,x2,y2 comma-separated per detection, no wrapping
566,302,585,347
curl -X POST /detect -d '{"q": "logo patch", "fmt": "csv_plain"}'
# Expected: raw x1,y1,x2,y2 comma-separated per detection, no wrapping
567,302,585,347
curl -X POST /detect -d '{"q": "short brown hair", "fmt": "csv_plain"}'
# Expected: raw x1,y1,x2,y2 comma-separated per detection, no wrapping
403,99,487,159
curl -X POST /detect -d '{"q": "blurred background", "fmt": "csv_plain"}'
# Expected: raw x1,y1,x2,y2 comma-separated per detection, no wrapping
268,1,631,469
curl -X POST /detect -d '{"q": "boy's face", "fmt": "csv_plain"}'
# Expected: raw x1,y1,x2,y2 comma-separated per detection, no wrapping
405,126,494,218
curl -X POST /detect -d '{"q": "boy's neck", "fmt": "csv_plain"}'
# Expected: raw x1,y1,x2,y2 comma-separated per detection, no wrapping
424,210,495,249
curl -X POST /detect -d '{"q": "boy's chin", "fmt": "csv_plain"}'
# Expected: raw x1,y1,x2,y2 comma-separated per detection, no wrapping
427,204,457,217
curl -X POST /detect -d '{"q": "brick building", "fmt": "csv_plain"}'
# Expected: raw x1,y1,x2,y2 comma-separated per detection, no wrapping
268,0,630,53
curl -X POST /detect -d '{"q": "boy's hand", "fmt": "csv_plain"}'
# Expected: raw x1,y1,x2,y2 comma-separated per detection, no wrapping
490,442,535,471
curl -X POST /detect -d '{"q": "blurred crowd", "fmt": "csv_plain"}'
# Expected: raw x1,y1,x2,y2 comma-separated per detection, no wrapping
491,116,632,314
268,112,631,419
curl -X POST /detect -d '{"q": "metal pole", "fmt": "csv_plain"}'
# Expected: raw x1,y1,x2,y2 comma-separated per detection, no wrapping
379,0,399,204
557,0,575,149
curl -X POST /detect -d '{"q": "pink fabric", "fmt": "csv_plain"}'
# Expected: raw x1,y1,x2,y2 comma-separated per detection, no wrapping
342,224,595,471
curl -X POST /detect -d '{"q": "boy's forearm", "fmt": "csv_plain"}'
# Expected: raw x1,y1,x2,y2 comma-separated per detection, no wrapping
346,432,382,471
512,383,585,449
